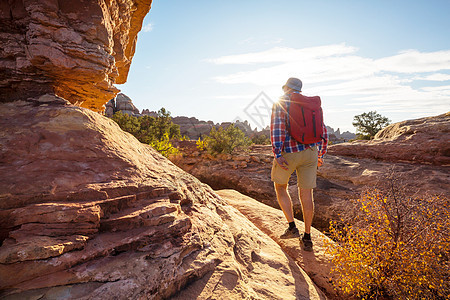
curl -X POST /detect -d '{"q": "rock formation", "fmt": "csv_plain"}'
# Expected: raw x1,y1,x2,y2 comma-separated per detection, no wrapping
171,117,255,140
326,126,356,143
328,112,450,165
105,93,141,117
0,98,329,299
172,113,450,232
0,0,152,111
171,116,216,140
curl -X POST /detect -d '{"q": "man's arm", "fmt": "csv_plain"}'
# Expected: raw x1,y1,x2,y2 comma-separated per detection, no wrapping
317,124,328,166
270,101,287,159
270,101,290,170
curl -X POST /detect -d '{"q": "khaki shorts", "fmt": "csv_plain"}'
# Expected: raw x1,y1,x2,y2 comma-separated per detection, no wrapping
271,146,318,188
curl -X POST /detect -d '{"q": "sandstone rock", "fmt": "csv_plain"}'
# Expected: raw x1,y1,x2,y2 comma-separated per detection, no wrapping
0,100,326,299
328,112,450,165
105,98,116,117
171,116,255,140
115,93,140,116
326,126,356,143
141,108,158,117
173,193,327,300
0,235,89,264
233,154,250,162
172,143,353,232
173,134,450,233
0,0,152,111
216,189,339,299
172,116,216,140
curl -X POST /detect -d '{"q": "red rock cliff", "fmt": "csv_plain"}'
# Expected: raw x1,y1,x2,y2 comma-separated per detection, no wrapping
0,0,151,111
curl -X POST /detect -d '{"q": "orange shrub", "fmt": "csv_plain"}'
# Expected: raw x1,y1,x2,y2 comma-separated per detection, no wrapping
326,178,449,299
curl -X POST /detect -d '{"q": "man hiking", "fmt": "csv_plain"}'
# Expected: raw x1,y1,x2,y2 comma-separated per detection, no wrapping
270,77,328,251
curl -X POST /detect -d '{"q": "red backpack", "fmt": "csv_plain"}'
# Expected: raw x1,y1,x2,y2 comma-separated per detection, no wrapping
287,93,324,144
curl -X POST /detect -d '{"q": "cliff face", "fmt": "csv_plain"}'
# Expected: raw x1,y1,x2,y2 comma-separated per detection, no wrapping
0,0,151,111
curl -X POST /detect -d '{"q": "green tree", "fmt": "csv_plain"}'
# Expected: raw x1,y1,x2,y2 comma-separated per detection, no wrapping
154,108,181,141
111,111,140,137
204,124,252,155
110,108,180,157
352,111,391,140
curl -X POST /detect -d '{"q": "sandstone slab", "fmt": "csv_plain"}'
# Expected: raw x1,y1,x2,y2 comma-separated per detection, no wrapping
216,189,340,299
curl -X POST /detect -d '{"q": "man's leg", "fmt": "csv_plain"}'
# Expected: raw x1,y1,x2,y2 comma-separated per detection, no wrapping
274,183,294,222
299,188,314,234
275,182,299,238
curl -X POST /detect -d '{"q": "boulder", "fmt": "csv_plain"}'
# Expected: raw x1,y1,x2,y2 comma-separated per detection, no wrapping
104,98,116,117
0,0,152,111
0,99,326,299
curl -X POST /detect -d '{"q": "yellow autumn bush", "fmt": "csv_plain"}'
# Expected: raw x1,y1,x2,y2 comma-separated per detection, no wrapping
326,175,450,299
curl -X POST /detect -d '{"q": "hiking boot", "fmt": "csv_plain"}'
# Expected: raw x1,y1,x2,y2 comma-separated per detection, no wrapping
280,227,300,239
300,234,313,251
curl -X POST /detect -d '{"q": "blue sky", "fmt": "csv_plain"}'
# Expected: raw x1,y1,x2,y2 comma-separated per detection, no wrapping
117,0,450,132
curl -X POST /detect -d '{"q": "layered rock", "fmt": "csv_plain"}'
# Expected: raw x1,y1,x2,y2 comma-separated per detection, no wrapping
0,0,152,111
171,117,256,140
171,116,217,140
328,112,450,165
0,98,327,299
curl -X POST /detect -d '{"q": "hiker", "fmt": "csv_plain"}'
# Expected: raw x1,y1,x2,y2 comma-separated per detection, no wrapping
270,77,328,251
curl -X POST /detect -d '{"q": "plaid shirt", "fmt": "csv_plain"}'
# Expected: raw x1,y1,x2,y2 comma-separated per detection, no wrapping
270,92,328,158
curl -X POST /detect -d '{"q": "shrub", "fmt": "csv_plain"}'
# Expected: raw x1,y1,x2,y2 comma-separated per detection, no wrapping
196,137,206,151
150,132,179,158
251,133,271,145
326,174,450,299
111,111,141,137
110,109,181,157
203,124,252,155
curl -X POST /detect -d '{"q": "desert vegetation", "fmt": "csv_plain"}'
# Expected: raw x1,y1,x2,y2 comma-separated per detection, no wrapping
111,109,258,157
353,111,391,140
250,133,271,145
111,108,181,157
199,124,252,155
326,172,449,299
